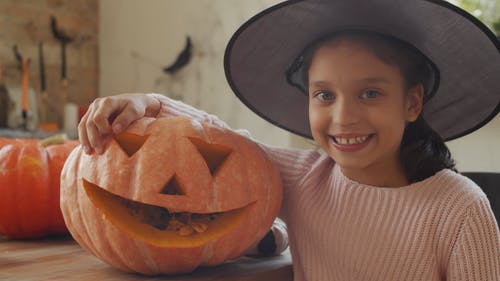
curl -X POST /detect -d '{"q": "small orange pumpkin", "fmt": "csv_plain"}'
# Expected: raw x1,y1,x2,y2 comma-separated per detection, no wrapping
60,117,283,275
0,135,78,238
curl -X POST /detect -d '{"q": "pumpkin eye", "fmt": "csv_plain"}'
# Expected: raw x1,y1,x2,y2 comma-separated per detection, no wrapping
114,132,149,157
160,174,185,195
187,137,232,176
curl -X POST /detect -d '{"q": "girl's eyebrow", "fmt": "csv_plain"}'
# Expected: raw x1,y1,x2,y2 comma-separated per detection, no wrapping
309,81,333,88
356,77,391,84
309,77,390,88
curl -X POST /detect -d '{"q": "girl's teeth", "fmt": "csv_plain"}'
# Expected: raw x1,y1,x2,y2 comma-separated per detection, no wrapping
335,136,369,145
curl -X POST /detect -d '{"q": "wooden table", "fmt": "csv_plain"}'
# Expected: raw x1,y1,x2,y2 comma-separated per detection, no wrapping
0,235,293,281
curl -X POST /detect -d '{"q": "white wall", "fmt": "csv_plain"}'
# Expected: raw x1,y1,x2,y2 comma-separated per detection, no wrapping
99,1,500,172
98,0,295,148
447,115,500,173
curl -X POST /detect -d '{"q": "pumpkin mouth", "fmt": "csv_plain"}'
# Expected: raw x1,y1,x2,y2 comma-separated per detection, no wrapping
82,180,253,247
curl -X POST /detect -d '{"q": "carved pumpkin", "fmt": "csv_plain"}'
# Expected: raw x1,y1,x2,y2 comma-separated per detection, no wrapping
60,117,283,275
0,135,78,238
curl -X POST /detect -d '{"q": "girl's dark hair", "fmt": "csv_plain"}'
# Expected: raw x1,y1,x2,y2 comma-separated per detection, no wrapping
298,30,456,183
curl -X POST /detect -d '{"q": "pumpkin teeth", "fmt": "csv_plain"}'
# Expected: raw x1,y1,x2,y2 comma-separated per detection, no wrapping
119,195,222,236
81,179,256,250
191,222,208,233
84,179,228,238
178,225,194,236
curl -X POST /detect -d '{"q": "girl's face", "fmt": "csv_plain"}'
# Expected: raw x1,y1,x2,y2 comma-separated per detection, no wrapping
308,38,423,181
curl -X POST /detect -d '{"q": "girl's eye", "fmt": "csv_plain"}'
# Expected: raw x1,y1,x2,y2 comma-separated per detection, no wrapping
314,91,335,101
361,89,381,99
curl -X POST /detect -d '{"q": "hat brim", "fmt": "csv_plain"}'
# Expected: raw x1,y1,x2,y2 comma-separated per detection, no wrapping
224,0,500,141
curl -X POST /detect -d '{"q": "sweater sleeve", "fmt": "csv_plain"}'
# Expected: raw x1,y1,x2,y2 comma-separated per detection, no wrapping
149,93,320,194
149,93,320,255
446,196,500,280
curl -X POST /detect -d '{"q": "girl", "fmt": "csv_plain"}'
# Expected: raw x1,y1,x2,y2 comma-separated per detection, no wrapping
79,0,500,280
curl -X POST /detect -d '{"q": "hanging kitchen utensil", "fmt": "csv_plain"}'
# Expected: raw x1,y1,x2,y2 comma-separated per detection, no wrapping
20,58,29,131
14,45,29,130
51,16,77,138
0,57,10,128
38,42,47,123
8,46,38,131
37,42,59,132
51,16,73,90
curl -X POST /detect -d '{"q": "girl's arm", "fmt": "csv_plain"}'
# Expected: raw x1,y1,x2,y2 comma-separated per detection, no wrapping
151,93,322,202
79,93,317,256
446,196,500,280
79,93,320,188
151,93,323,256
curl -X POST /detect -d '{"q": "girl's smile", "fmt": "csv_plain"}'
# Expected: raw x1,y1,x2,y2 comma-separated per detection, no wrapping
330,134,374,152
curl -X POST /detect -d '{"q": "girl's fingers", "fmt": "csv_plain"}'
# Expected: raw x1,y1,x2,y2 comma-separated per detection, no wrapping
78,94,150,154
82,98,112,154
86,120,103,154
78,112,92,154
111,102,145,134
83,97,125,154
92,98,120,137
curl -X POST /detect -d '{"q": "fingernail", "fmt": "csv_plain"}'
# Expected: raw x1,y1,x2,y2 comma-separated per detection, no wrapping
113,124,122,133
95,146,103,154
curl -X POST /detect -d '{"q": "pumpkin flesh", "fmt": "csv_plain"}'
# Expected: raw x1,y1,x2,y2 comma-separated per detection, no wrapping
83,179,254,247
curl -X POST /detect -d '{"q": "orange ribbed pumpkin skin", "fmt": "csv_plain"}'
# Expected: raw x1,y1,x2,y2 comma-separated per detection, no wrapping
60,117,283,275
0,137,79,238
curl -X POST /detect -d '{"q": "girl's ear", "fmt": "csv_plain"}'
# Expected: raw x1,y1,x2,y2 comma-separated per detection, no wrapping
405,83,424,122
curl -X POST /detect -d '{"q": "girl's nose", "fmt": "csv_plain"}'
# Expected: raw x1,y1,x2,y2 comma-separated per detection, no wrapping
331,97,360,127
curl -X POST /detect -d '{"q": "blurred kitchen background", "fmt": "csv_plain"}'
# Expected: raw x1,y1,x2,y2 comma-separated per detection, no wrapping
0,0,499,172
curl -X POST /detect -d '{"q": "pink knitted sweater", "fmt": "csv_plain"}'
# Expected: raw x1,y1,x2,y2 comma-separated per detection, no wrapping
152,94,500,281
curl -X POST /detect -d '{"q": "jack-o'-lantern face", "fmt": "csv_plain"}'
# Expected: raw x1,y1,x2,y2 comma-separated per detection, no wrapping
60,117,282,275
81,131,252,247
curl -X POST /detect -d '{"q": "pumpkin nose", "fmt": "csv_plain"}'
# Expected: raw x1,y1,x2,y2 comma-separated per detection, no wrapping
161,174,185,196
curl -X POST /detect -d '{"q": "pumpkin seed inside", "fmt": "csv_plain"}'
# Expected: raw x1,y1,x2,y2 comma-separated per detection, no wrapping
118,197,222,236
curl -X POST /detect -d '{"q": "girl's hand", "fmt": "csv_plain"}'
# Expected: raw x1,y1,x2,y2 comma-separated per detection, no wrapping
78,93,161,155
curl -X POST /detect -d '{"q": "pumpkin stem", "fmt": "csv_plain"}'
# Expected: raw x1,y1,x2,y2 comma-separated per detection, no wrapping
39,133,67,147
